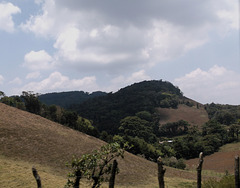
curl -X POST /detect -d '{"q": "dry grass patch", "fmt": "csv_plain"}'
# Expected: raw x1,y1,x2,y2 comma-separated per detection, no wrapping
157,104,209,127
0,155,66,188
186,142,240,174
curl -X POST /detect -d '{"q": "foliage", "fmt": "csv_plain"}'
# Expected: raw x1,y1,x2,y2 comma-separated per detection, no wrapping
119,116,157,143
113,135,162,161
65,142,126,188
0,95,25,110
205,103,240,125
21,91,41,114
74,80,182,134
39,91,107,109
162,157,186,169
171,120,233,159
159,120,189,137
0,91,5,98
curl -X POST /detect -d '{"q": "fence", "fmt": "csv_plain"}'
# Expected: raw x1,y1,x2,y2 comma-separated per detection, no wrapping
32,153,240,188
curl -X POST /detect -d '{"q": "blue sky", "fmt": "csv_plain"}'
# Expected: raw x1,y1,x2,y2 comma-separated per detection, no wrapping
0,0,239,104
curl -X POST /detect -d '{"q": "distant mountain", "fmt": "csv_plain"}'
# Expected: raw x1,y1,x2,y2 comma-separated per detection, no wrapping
38,91,107,109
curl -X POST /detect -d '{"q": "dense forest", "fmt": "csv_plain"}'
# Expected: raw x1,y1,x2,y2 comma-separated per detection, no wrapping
38,91,107,109
1,80,240,169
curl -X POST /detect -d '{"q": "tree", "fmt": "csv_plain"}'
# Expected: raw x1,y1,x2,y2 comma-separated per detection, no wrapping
119,116,156,143
66,142,127,188
21,91,41,114
61,111,78,128
0,91,5,98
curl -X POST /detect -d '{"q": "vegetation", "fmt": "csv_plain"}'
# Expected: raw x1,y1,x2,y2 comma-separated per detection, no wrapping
65,142,126,188
1,80,240,169
205,103,240,125
0,91,99,137
74,80,182,134
202,175,235,188
38,91,107,109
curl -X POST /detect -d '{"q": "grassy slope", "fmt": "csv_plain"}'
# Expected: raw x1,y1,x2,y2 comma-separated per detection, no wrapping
0,103,197,187
157,104,209,127
186,142,240,175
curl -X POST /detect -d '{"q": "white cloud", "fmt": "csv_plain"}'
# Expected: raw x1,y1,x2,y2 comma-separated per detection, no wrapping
0,2,21,32
34,0,44,5
21,71,97,93
144,20,209,63
20,0,238,74
9,77,22,85
26,72,41,79
216,0,239,30
0,75,4,84
23,50,54,70
174,65,240,105
21,0,55,36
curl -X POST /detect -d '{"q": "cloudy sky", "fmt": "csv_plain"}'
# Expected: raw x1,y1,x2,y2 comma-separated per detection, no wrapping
0,0,239,104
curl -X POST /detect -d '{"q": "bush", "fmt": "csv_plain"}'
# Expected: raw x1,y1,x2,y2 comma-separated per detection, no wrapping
163,157,186,170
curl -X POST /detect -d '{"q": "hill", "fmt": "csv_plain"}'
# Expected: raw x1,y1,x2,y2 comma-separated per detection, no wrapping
38,80,209,133
0,103,198,187
38,91,107,109
73,80,183,133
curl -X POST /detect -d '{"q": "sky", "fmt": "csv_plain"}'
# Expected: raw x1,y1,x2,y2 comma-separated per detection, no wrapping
0,0,239,105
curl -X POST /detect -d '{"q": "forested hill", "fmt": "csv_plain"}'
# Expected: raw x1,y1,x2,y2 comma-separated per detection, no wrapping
72,80,183,133
38,91,107,108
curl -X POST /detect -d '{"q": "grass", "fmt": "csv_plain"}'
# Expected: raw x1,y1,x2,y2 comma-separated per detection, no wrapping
0,155,66,188
0,154,198,188
219,141,240,152
157,104,209,127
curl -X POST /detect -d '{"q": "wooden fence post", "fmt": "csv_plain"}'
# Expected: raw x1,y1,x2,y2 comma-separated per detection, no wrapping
235,155,239,188
109,160,118,188
74,169,82,188
197,152,204,188
157,157,166,188
32,167,42,188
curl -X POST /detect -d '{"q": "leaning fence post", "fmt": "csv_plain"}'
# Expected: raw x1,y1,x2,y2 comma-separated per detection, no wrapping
157,156,166,188
32,167,42,188
109,159,118,188
74,169,81,188
197,152,204,188
235,155,239,188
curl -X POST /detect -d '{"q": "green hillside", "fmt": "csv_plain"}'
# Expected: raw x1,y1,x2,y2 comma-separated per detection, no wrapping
75,80,183,133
